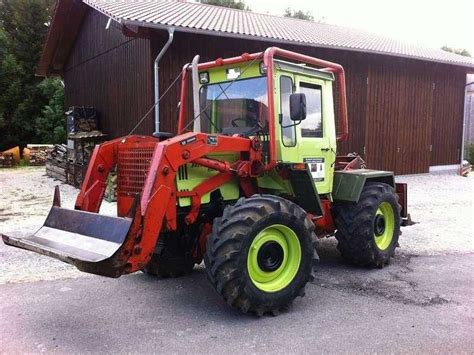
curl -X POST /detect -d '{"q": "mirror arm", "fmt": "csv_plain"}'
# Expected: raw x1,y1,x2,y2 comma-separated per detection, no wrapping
281,120,302,129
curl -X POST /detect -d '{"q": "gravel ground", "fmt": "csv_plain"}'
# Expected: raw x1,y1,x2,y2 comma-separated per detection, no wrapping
0,167,472,284
396,173,474,255
1,167,473,353
0,167,115,284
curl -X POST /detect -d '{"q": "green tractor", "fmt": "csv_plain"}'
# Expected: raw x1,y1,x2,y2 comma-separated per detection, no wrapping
3,47,408,316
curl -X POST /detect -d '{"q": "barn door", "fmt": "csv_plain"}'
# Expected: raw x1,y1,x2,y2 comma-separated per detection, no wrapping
365,64,432,174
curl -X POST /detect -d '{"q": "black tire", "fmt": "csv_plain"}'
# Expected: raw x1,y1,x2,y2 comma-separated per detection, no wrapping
204,194,318,316
332,182,401,268
142,234,194,278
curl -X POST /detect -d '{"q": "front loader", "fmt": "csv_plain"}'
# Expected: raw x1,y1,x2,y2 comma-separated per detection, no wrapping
2,47,408,315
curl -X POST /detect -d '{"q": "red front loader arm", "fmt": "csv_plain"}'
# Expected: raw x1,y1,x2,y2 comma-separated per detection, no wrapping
2,133,261,277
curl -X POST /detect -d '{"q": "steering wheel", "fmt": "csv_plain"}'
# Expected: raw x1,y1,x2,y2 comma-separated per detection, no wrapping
225,117,264,137
231,117,258,127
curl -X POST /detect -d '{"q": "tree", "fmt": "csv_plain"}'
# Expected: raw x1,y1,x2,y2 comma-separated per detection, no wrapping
36,78,66,144
441,46,471,57
284,8,315,21
0,0,59,151
200,0,250,11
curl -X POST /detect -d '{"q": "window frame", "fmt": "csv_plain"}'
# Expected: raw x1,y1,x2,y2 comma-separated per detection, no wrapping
198,76,269,134
299,81,324,139
279,75,297,147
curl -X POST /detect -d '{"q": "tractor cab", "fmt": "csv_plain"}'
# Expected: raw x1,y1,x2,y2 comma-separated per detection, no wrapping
193,57,337,195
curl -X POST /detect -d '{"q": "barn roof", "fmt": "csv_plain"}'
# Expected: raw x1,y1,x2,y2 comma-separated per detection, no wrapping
37,0,474,76
84,0,474,68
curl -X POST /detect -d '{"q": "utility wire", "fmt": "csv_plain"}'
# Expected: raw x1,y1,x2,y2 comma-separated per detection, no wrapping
179,55,261,134
65,24,137,73
127,70,183,136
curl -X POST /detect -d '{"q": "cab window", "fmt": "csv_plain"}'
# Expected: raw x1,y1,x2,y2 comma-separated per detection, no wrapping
280,76,296,146
299,82,323,138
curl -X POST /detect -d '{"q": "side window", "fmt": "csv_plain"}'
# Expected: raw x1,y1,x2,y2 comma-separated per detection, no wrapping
280,76,296,146
299,82,323,138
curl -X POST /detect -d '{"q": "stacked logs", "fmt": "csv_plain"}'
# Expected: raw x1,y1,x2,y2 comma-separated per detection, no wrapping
45,144,68,182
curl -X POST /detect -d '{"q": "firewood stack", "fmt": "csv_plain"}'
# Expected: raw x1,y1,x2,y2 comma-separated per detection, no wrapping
45,144,68,182
28,145,53,166
0,152,14,168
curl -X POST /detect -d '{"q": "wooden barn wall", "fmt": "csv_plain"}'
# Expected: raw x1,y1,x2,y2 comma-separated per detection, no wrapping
64,10,153,137
430,69,466,166
364,58,466,174
153,31,466,173
62,17,467,174
152,31,368,157
365,59,435,174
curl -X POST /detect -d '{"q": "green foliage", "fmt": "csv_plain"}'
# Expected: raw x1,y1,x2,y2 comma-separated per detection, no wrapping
0,0,61,151
441,46,471,57
283,8,314,21
36,78,66,144
200,0,250,11
468,144,474,165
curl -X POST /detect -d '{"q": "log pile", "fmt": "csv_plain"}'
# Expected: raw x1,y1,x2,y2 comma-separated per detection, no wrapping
0,152,14,168
45,144,68,182
27,145,53,166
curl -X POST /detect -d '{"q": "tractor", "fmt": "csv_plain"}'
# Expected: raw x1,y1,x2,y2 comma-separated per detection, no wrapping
2,47,408,316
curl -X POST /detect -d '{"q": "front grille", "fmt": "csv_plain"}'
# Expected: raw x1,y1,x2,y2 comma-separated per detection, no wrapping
117,146,155,195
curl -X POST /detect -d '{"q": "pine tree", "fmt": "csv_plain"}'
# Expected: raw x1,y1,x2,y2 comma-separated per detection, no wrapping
0,0,57,151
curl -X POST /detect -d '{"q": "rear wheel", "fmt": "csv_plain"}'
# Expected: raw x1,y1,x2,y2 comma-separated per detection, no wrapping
204,195,318,316
332,182,401,267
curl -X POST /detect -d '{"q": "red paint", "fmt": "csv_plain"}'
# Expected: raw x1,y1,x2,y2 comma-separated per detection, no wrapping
72,47,351,275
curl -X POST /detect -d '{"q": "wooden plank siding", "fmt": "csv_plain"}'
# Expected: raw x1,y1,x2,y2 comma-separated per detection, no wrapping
365,61,434,174
64,10,153,137
430,69,466,166
63,10,468,174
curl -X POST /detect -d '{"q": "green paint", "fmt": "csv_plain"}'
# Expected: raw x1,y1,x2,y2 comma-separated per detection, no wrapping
176,153,240,207
332,170,395,202
374,201,395,250
247,224,301,292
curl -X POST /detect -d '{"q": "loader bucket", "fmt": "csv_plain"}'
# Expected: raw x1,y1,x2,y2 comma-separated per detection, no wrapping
2,205,136,278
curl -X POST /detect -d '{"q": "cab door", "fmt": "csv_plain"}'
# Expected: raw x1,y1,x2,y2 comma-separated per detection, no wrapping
294,77,336,194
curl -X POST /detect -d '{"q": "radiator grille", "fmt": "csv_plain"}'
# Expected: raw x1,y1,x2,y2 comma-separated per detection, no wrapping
117,146,155,195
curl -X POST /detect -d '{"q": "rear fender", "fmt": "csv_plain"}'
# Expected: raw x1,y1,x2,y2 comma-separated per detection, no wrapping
332,169,395,203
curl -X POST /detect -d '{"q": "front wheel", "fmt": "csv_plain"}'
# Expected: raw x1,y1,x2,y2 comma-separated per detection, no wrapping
332,182,401,267
204,195,318,316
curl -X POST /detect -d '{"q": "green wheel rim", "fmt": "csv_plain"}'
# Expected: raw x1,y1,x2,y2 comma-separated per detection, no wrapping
374,201,395,251
247,224,301,292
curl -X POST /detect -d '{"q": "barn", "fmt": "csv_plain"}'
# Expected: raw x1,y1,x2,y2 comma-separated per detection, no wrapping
37,0,474,174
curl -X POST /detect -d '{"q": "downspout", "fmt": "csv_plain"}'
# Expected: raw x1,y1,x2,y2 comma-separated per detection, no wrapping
154,27,175,133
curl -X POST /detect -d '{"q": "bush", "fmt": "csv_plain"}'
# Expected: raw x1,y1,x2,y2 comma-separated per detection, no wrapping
468,144,474,165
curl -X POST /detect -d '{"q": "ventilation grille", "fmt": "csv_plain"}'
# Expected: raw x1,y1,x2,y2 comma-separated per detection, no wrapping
117,146,155,195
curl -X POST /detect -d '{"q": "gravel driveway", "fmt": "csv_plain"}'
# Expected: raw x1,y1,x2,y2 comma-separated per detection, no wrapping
0,167,473,353
0,167,472,284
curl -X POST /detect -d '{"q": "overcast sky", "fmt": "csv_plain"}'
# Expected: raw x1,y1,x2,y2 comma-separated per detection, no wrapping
246,0,474,55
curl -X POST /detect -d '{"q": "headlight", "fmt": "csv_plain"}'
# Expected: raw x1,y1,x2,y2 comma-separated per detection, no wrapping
199,72,209,84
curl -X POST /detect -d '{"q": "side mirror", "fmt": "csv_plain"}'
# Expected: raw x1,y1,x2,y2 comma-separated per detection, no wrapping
289,93,306,121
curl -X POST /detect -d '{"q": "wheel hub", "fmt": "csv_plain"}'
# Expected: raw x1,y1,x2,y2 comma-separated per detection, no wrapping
374,214,386,236
257,241,284,271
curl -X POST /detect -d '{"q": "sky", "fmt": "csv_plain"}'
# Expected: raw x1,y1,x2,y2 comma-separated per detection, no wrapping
246,0,474,55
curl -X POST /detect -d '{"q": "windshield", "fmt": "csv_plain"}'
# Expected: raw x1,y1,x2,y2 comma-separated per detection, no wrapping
199,77,268,134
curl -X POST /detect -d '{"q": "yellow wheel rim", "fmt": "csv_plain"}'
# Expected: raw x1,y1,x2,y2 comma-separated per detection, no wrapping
373,202,395,251
247,224,301,292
